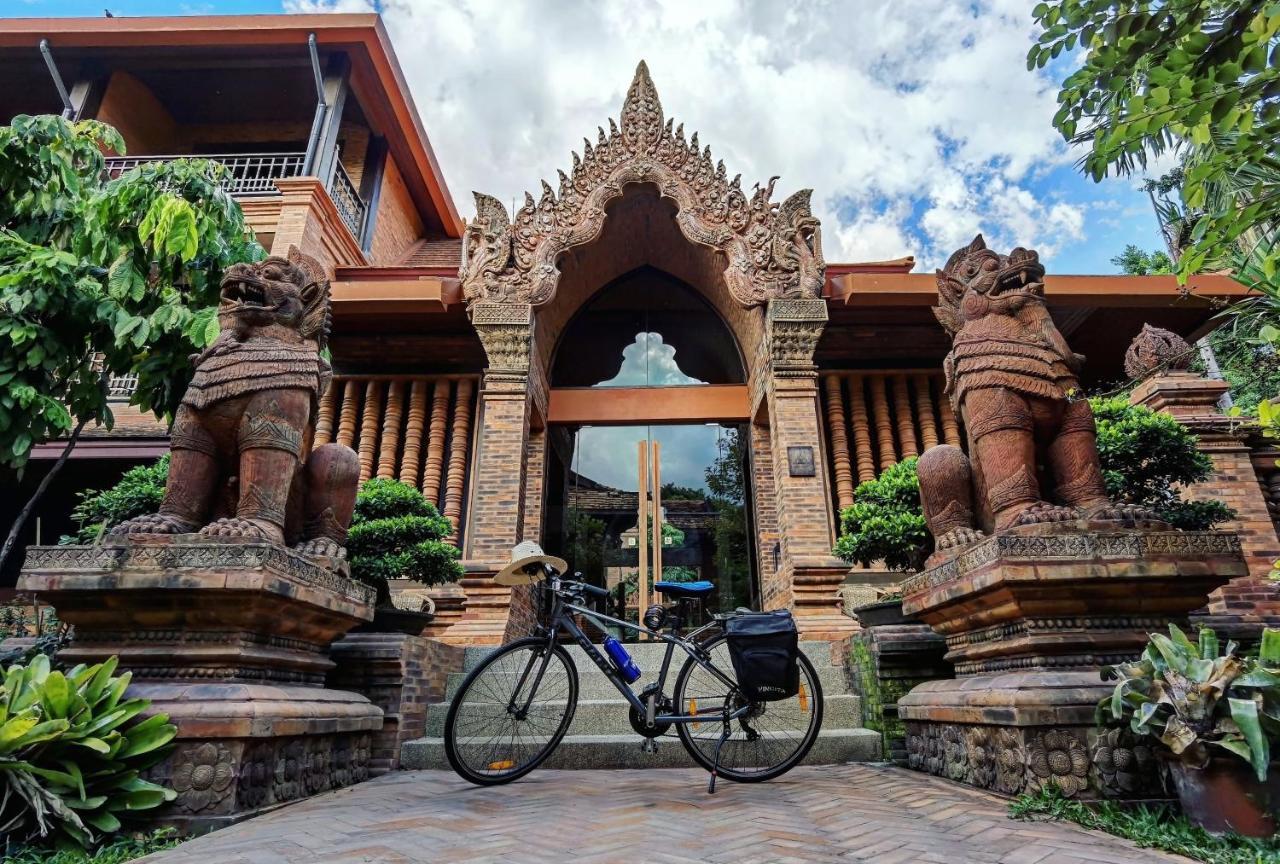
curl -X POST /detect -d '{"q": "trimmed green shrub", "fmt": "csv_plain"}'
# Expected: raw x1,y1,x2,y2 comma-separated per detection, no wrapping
833,400,1234,572
346,478,463,605
833,458,929,573
0,655,176,849
61,458,169,545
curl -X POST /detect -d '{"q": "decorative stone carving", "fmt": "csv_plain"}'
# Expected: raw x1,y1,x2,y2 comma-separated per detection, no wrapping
917,236,1162,563
108,248,360,563
993,727,1026,795
459,61,824,310
171,743,236,814
1092,727,1160,798
1027,729,1090,797
942,724,968,781
966,726,996,788
1124,323,1193,381
472,303,534,378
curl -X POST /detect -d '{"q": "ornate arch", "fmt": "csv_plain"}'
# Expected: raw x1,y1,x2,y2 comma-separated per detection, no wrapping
459,61,826,309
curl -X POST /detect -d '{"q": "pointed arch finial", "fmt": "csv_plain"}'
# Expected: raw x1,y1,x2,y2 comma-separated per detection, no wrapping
621,59,663,149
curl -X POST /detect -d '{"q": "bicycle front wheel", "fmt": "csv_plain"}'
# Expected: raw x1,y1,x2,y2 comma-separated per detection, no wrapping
444,636,578,785
673,633,822,783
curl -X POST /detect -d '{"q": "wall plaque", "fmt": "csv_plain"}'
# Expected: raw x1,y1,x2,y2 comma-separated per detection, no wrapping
787,446,815,477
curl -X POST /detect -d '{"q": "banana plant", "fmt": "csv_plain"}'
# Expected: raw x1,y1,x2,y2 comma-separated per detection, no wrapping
0,654,177,848
1099,625,1280,782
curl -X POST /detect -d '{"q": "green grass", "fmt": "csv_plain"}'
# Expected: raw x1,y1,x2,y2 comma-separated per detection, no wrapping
1,831,182,864
1009,786,1280,864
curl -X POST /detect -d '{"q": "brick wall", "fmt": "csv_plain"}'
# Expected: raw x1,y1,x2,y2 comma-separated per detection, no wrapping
368,156,425,265
328,632,464,775
96,71,177,155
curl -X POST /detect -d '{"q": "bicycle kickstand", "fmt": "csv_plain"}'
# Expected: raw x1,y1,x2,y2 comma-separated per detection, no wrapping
707,723,732,794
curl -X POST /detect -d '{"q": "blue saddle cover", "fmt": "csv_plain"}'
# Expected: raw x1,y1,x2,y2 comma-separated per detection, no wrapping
654,580,714,598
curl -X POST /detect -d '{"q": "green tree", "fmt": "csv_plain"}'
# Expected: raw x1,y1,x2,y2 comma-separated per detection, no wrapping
833,457,930,573
1110,244,1174,275
0,114,263,571
345,478,463,606
1030,1,1280,280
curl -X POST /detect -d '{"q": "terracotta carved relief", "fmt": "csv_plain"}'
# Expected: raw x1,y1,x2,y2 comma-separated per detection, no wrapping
459,61,824,309
917,235,1160,560
109,248,360,562
1123,323,1193,380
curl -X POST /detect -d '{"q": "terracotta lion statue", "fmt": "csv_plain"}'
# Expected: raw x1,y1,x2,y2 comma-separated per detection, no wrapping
110,247,359,560
917,235,1158,561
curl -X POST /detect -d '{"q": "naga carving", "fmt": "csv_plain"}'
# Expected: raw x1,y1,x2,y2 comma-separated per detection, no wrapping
459,60,824,309
917,235,1160,561
110,248,359,561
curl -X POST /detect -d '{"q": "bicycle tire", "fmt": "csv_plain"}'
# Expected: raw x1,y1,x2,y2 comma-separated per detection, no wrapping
444,636,578,786
673,632,822,783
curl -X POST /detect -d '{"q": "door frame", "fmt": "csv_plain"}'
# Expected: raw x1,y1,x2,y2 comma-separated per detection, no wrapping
547,384,750,424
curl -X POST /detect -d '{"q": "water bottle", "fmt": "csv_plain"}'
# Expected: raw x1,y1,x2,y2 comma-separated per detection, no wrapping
603,636,642,683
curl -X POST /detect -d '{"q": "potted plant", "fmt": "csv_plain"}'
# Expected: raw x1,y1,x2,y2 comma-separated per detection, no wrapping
346,478,464,634
832,458,927,627
1098,624,1280,836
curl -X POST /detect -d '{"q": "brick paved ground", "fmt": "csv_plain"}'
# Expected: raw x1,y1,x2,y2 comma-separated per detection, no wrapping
142,765,1186,864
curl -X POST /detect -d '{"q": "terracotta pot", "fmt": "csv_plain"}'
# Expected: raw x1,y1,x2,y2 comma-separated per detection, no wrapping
853,599,914,628
1167,756,1280,837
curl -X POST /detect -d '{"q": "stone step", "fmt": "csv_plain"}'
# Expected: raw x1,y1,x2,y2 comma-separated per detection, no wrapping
400,727,882,771
460,640,846,673
423,692,863,737
444,647,853,702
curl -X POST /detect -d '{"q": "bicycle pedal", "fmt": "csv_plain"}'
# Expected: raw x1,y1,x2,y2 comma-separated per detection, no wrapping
640,738,659,755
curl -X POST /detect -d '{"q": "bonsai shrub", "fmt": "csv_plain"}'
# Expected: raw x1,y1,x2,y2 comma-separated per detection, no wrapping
1090,398,1233,530
0,655,177,849
832,399,1234,572
1098,625,1280,782
346,478,463,606
61,457,169,545
833,457,929,573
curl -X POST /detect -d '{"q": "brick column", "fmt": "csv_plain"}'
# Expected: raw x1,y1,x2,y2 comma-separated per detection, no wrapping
760,299,857,640
1130,370,1280,642
444,303,536,645
271,177,368,270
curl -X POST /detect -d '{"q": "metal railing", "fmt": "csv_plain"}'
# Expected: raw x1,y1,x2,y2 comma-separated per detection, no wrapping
328,160,368,242
104,152,307,197
103,149,368,244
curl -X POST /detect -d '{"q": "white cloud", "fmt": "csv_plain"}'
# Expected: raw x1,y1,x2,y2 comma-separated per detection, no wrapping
287,0,1096,267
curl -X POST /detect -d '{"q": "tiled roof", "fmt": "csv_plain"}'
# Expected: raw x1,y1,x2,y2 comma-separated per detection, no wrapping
399,238,463,268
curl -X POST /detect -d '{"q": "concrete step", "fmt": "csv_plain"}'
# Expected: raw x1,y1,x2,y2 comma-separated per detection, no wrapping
460,640,843,672
400,727,881,771
423,692,863,737
444,649,854,702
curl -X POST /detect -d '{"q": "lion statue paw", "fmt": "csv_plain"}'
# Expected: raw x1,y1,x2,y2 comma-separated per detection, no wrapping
1012,501,1079,527
294,537,346,559
199,518,275,541
108,513,198,536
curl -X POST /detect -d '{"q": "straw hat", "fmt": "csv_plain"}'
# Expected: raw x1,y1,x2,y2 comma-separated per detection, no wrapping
494,540,568,586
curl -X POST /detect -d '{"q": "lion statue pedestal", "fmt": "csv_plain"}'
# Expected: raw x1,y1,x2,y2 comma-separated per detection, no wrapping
897,237,1246,799
19,250,381,831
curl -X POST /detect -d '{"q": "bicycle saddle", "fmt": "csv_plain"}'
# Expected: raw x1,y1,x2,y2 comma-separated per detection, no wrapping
654,580,714,598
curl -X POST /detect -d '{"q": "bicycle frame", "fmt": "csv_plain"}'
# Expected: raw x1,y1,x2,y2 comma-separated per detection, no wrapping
510,575,751,729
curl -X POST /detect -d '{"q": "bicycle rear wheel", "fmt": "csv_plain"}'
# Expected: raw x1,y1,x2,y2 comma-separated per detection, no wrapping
444,636,578,785
673,633,822,783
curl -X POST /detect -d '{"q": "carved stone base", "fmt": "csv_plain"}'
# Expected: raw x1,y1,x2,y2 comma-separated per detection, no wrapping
898,528,1246,798
849,623,950,764
18,537,383,832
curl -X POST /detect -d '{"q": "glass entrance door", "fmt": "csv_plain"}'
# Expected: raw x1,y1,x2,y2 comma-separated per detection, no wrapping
543,423,755,639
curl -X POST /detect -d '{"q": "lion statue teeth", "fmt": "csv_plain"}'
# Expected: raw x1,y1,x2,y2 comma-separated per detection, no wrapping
108,247,359,564
917,235,1164,564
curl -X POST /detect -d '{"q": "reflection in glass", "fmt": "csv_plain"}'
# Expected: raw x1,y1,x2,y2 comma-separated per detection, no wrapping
545,424,756,641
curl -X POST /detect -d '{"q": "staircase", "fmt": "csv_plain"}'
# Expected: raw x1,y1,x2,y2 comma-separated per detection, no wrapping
400,640,881,770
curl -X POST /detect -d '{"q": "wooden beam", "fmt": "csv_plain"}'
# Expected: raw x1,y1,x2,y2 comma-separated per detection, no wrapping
548,386,750,424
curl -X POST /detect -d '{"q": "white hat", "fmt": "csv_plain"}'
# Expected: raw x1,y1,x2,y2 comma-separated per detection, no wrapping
494,540,568,586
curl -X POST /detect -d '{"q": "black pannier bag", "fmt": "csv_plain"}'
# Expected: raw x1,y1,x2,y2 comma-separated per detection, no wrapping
725,609,800,702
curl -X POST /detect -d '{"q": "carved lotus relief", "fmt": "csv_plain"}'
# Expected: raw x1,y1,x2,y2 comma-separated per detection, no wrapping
1092,727,1159,797
172,743,236,813
942,725,968,781
966,726,996,789
236,741,275,810
1028,729,1090,798
993,727,1026,795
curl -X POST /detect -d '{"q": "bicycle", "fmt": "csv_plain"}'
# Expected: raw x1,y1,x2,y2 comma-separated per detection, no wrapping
443,549,824,793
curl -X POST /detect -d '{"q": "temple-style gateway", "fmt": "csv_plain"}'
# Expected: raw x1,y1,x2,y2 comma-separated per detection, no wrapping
4,12,1280,819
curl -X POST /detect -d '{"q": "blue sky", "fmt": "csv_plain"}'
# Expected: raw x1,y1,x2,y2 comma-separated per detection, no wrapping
12,0,1170,274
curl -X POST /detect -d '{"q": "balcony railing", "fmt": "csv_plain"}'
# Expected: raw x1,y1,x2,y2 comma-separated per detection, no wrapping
103,149,367,242
105,152,307,197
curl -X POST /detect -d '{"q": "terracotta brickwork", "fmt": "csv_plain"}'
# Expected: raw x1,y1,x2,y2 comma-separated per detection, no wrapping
270,177,367,270
328,633,464,775
369,156,426,265
750,421,783,609
96,70,177,154
1129,371,1280,640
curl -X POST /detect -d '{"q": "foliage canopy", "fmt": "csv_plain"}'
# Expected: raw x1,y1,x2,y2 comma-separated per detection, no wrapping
346,478,463,605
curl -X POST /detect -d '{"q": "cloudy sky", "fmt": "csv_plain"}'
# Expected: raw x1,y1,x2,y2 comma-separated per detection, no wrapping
32,0,1168,271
